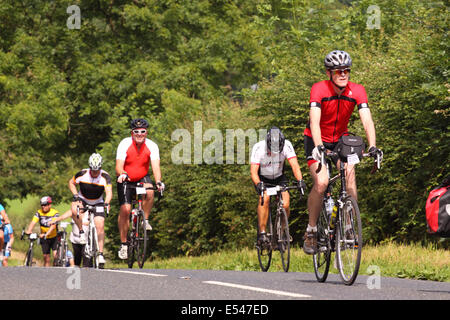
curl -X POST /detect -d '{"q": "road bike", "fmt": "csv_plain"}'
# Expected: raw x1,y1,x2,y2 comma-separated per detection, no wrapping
123,181,162,269
256,183,300,272
313,148,382,285
77,203,109,269
21,229,39,267
54,221,70,267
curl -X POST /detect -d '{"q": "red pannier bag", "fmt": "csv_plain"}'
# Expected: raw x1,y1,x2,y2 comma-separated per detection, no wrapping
426,180,450,237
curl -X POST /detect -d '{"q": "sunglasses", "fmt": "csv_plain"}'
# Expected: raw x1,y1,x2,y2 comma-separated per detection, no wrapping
132,129,147,134
331,68,351,76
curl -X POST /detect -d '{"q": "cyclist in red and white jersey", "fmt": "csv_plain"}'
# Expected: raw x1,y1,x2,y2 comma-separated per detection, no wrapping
251,127,307,245
302,50,382,254
116,118,165,259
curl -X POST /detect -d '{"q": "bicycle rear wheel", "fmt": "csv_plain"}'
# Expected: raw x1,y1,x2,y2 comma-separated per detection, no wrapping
313,203,332,282
336,196,362,285
257,211,273,272
136,211,148,269
277,208,290,272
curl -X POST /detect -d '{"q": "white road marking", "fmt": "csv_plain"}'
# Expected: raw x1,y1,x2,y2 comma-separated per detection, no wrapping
101,269,167,277
203,281,311,298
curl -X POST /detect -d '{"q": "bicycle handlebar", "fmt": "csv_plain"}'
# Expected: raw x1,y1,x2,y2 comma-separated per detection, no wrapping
122,181,164,199
21,229,39,241
316,149,382,174
259,183,301,207
77,203,110,218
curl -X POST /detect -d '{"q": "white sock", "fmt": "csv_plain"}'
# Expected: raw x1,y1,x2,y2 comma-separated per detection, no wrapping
306,224,317,233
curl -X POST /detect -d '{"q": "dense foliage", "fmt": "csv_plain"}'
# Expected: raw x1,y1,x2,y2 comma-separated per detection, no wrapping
0,0,448,259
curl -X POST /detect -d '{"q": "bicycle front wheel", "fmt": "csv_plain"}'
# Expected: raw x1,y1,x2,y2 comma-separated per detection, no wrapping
88,228,99,269
336,196,362,285
136,211,148,269
24,248,33,267
277,208,290,272
257,211,273,272
313,203,332,282
127,233,136,268
54,242,64,267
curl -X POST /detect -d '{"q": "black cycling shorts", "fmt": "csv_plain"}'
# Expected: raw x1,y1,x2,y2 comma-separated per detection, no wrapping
117,174,154,206
259,174,288,186
304,135,339,166
40,236,58,255
79,199,106,218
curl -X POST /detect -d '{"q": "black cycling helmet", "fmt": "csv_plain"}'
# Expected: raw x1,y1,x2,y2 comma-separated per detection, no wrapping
266,126,285,154
130,118,149,130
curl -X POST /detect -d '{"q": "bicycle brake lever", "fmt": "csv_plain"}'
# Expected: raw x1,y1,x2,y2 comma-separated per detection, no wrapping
315,151,325,174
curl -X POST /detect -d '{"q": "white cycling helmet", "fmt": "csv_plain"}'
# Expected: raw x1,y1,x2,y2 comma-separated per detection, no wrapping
88,153,103,170
324,50,352,69
40,196,52,206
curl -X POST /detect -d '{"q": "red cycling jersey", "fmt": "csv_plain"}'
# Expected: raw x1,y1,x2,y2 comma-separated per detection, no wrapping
116,137,160,182
303,80,369,143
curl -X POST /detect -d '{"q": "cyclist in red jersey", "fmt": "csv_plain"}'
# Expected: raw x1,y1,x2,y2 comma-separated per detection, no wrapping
116,118,165,259
302,50,382,254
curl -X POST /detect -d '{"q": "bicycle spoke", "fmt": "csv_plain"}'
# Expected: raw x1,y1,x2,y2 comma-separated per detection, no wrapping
336,196,362,285
257,212,273,272
136,212,148,269
278,208,290,272
313,204,332,282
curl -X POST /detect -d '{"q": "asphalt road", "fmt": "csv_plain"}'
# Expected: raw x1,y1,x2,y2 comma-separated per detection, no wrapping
1,266,448,302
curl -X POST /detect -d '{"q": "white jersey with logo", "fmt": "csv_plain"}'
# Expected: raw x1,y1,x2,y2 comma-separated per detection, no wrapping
250,140,297,180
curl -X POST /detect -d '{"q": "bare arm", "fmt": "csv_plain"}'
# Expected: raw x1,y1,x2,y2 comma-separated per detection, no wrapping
68,177,79,196
0,210,10,225
151,159,162,183
359,108,376,148
250,164,261,185
25,220,37,234
104,184,113,204
287,157,303,181
309,107,323,147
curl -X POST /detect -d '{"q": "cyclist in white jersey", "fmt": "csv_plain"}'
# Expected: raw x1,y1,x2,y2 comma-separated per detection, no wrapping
250,127,307,244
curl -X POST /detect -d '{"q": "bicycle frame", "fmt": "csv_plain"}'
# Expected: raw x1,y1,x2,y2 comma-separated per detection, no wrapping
256,183,298,272
77,203,108,268
21,230,39,267
123,181,161,269
313,149,381,285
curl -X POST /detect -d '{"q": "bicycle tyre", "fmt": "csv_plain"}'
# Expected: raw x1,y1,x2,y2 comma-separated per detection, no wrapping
336,196,362,285
277,208,290,272
127,232,136,268
313,203,332,282
257,210,273,272
55,241,64,267
136,211,147,269
24,248,33,267
89,227,99,269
